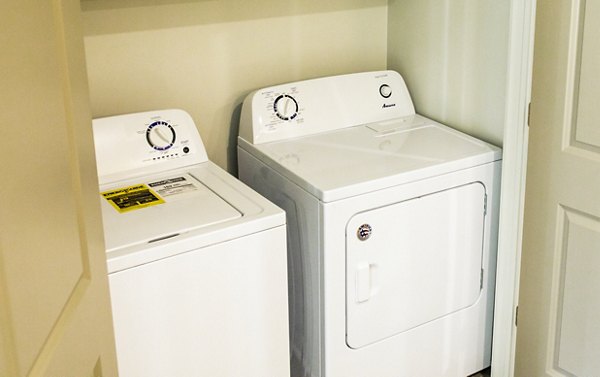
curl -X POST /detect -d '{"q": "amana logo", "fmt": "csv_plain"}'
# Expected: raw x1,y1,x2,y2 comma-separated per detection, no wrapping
382,103,396,108
357,224,372,241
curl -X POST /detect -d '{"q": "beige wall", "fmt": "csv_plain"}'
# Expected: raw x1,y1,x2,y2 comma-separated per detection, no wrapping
81,0,388,172
387,0,510,147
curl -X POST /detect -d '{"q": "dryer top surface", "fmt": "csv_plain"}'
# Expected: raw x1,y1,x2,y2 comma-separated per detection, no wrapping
239,115,502,202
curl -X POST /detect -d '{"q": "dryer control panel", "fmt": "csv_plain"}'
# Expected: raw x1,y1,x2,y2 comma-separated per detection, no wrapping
93,109,208,185
239,70,416,145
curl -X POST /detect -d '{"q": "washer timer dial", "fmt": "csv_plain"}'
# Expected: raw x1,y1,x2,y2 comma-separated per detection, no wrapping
274,94,299,121
146,120,176,151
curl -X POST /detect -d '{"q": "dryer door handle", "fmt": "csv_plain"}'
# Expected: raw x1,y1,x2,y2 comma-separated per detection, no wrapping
356,264,371,303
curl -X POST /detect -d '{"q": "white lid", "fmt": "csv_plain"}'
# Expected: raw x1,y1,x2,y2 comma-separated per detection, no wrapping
239,115,501,202
100,170,241,252
100,162,285,273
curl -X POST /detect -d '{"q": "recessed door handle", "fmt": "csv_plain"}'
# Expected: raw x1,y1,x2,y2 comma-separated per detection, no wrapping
356,264,371,303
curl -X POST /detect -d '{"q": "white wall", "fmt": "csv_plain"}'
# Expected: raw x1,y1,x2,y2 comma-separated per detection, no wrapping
387,0,510,147
81,0,388,172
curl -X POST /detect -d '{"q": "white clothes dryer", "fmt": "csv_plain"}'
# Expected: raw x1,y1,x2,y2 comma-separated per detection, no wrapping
93,109,290,377
237,71,502,377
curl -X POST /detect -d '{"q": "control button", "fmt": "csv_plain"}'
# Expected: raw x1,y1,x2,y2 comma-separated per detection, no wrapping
183,147,190,153
379,84,392,98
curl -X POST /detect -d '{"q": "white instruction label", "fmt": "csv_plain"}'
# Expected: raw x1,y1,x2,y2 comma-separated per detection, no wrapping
148,175,199,197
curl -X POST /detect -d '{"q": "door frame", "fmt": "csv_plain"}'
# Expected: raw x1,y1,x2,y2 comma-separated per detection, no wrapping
64,1,536,375
492,1,537,376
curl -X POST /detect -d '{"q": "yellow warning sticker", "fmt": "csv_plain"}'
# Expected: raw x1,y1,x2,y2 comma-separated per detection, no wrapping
101,184,165,213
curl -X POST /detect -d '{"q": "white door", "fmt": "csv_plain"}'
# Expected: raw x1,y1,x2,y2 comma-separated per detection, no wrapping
346,183,486,349
0,1,118,376
515,0,600,376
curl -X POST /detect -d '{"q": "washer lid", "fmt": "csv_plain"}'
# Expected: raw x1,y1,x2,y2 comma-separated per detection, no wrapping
239,115,502,202
100,161,285,274
99,169,241,253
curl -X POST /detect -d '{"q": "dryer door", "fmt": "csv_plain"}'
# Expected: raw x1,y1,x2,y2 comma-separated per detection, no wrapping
346,182,486,349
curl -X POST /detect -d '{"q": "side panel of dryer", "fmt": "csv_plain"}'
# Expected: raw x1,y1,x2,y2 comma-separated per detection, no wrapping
108,226,289,377
238,148,323,377
320,161,501,377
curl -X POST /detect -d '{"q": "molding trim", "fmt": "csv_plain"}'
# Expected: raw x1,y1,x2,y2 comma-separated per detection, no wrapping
491,0,537,376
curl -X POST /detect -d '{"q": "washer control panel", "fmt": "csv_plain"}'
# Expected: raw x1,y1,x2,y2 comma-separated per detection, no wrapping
93,109,207,184
239,70,416,144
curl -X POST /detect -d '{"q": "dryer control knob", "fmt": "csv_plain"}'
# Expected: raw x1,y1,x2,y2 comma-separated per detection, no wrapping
274,94,299,121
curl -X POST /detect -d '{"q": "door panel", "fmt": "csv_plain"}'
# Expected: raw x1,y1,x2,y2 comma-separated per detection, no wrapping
0,1,117,376
346,182,486,349
516,0,600,376
571,0,600,151
555,208,600,375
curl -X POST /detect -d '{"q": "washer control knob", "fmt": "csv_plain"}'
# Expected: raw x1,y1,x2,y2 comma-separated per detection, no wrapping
379,84,392,98
274,94,299,121
357,224,372,241
146,120,176,151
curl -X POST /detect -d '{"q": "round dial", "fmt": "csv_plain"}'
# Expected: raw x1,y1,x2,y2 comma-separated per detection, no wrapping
146,121,176,151
379,84,392,98
274,94,299,121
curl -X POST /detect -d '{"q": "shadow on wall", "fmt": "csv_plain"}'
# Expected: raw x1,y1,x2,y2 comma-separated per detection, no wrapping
81,0,387,35
228,101,242,175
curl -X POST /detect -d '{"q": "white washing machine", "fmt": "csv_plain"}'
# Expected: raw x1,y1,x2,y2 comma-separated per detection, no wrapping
93,109,290,377
237,71,502,377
